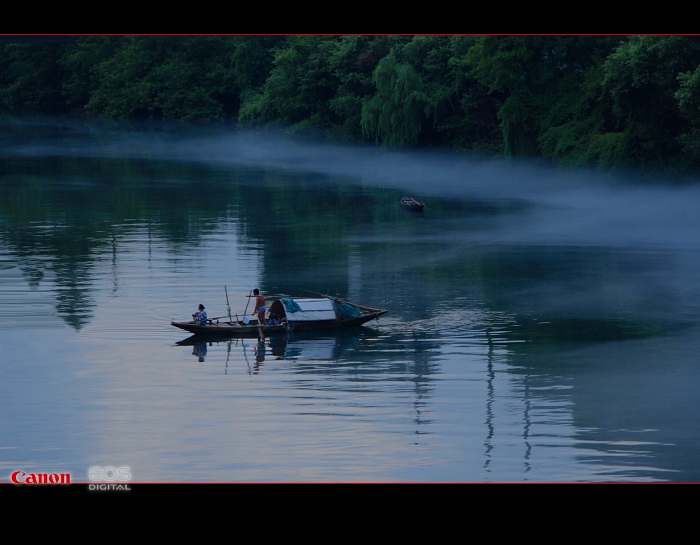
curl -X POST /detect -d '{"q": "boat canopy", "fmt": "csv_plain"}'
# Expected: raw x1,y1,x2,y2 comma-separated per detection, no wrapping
269,298,338,322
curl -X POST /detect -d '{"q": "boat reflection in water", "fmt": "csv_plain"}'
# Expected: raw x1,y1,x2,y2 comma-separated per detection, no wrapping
175,328,374,374
191,341,207,362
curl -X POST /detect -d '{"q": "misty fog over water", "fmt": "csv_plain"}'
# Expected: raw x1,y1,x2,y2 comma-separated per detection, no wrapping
86,122,700,325
1,117,700,483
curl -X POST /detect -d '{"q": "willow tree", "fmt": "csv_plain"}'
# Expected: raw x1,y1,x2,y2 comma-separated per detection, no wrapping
325,36,394,142
361,54,427,146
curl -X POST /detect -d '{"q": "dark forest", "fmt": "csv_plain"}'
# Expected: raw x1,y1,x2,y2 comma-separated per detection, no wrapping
3,35,700,176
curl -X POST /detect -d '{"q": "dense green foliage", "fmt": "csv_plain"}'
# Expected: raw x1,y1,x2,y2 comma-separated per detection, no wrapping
4,35,700,175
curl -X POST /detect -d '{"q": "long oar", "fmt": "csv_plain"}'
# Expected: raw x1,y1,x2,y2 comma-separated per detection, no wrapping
236,290,253,325
243,289,252,322
225,285,232,323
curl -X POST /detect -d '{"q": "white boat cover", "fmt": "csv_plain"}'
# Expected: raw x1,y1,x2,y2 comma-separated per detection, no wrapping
276,298,337,322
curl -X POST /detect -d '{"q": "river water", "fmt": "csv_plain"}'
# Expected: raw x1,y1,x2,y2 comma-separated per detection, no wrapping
1,117,699,483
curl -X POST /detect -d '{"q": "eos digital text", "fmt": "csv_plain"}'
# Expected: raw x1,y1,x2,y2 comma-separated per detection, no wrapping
87,466,132,492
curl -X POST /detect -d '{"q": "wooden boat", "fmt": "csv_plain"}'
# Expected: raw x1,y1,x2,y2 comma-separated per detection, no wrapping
400,196,424,211
171,295,387,337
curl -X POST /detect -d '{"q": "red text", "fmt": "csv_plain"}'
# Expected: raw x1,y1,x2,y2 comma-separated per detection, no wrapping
11,471,71,484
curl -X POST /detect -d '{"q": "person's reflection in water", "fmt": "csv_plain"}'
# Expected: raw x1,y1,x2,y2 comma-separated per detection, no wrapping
253,339,266,373
192,341,207,362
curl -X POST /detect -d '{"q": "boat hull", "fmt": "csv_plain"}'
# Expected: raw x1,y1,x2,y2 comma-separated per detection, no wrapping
171,311,387,337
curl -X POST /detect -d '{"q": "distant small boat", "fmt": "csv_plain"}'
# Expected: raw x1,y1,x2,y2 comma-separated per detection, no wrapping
400,196,424,211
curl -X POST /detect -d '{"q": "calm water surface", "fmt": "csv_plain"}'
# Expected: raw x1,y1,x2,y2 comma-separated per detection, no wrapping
1,118,700,483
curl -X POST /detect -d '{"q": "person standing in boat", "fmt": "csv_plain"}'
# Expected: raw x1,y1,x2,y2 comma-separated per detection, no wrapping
192,304,207,325
252,289,267,325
